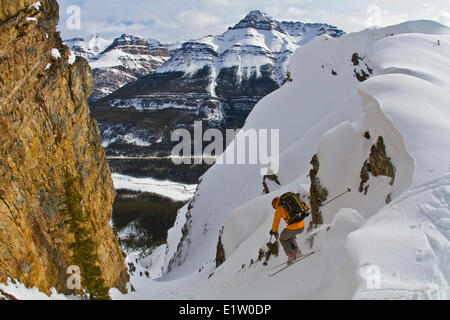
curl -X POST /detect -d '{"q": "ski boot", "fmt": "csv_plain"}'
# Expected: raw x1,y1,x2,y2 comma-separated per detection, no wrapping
287,248,301,265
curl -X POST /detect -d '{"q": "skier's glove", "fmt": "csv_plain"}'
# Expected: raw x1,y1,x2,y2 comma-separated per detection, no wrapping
269,230,279,239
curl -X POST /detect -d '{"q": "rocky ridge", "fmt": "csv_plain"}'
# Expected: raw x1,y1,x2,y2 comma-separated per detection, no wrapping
66,34,170,101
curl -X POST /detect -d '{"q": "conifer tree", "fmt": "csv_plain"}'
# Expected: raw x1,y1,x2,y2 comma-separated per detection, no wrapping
63,172,111,300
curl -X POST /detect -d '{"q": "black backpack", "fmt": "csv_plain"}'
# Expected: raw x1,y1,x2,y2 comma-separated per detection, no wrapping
279,192,310,225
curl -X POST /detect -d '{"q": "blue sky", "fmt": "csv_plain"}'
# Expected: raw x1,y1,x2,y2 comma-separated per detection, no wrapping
58,0,450,43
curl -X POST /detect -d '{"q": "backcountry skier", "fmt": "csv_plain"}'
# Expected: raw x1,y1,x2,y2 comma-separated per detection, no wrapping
269,194,309,265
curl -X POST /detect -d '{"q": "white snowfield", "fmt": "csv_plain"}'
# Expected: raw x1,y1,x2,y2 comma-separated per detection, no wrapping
2,20,449,300
111,173,197,202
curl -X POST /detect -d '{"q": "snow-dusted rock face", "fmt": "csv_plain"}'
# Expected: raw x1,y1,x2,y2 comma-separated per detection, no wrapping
156,10,343,89
92,11,344,157
230,9,284,31
147,20,450,300
65,34,170,101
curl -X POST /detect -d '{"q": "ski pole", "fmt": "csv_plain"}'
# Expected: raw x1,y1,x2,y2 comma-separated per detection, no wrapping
319,188,351,208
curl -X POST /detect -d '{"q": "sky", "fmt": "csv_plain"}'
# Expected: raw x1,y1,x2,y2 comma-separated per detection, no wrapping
58,0,450,43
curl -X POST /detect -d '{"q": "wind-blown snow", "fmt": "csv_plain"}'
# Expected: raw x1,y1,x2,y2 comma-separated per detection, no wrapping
347,174,450,299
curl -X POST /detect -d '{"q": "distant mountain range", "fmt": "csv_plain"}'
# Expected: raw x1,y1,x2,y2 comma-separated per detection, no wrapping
65,34,170,101
65,10,344,159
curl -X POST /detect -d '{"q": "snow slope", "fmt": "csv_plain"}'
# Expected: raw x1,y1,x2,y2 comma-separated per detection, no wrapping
0,278,77,300
129,20,449,300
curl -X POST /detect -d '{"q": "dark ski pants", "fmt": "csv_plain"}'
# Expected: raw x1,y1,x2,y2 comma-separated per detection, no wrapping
280,227,304,256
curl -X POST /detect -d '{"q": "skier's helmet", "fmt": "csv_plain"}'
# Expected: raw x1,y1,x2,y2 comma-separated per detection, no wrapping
272,197,279,209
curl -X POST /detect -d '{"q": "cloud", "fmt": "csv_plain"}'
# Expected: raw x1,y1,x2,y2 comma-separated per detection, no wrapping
435,10,450,26
364,5,409,28
419,4,450,26
88,21,147,35
285,7,311,18
177,10,222,29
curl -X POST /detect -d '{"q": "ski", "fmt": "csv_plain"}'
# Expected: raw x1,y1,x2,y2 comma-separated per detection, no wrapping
268,251,316,277
269,250,318,270
269,260,289,270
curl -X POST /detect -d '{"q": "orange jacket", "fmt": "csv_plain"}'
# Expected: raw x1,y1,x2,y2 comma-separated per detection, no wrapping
271,199,304,233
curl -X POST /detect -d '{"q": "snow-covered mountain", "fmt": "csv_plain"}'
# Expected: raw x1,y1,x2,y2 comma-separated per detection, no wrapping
64,33,113,59
91,11,344,156
109,20,448,300
156,10,343,86
65,34,170,101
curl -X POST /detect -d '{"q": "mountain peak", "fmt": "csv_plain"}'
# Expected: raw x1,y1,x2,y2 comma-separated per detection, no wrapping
231,10,280,31
90,32,102,39
246,10,271,20
102,34,152,54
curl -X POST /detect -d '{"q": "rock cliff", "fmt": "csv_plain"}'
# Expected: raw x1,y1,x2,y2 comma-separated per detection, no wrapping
0,0,128,297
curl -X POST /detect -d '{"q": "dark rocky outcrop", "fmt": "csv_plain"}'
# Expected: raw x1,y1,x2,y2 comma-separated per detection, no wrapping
359,136,396,194
215,227,226,268
308,154,329,229
262,174,281,194
352,52,373,82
